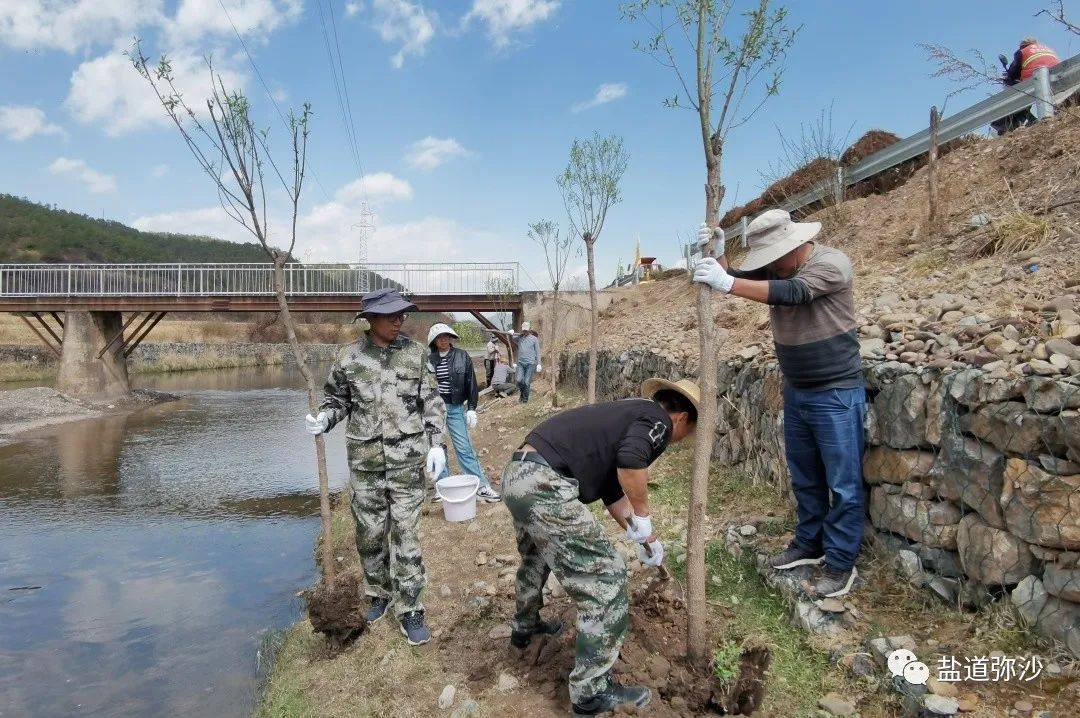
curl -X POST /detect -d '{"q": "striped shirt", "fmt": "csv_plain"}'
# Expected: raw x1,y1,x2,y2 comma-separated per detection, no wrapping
434,352,451,400
732,243,863,391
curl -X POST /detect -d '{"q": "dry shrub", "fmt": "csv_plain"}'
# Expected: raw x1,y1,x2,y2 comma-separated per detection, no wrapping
760,157,838,207
840,129,901,166
974,212,1050,256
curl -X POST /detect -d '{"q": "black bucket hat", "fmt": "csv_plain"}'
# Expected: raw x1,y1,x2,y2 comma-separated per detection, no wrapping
358,288,418,316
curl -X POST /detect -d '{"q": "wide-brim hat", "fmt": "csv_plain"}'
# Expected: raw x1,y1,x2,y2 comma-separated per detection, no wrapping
739,208,821,272
427,322,460,348
359,288,418,316
641,377,700,414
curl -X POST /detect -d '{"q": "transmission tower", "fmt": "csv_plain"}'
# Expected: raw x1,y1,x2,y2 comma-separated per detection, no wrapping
352,202,374,292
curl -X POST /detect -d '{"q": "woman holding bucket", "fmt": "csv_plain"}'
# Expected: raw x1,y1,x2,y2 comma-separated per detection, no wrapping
427,323,502,503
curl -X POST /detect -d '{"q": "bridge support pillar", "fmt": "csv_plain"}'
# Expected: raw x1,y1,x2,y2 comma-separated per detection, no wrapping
57,311,131,400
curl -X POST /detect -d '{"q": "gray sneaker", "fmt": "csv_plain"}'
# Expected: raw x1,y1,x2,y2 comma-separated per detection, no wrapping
769,543,825,570
814,565,858,598
477,485,502,503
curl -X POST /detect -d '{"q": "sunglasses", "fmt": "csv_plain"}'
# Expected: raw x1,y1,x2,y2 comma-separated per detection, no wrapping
382,312,408,324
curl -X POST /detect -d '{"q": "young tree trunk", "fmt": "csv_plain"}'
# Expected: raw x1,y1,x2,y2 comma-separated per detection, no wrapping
586,237,598,404
273,260,335,584
550,290,561,407
928,105,940,229
686,147,724,663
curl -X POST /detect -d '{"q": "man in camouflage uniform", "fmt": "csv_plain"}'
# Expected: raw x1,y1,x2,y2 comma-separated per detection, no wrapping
500,379,699,716
305,288,447,645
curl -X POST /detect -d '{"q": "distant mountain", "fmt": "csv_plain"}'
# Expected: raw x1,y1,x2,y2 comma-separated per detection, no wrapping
0,193,280,263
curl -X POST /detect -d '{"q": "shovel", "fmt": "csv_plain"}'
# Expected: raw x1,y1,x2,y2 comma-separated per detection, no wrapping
626,515,683,600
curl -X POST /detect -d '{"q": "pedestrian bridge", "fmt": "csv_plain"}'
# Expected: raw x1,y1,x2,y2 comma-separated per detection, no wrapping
0,262,523,398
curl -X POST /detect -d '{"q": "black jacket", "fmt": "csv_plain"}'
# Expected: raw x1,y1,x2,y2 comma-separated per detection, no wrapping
429,346,479,410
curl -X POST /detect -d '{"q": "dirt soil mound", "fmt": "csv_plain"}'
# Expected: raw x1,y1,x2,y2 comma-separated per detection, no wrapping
304,570,368,649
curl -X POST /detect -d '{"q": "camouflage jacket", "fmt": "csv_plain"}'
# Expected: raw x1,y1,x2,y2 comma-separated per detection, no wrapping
320,332,446,471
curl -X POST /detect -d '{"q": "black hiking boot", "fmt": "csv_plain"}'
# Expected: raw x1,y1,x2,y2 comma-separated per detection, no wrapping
769,542,825,570
572,681,651,717
399,610,431,646
510,618,564,649
366,596,392,623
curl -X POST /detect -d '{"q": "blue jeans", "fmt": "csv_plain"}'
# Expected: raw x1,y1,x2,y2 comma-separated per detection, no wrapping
783,385,867,571
436,403,490,488
516,361,536,402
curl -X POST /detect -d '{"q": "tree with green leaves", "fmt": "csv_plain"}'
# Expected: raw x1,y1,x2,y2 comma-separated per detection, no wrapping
130,41,363,641
528,219,574,407
557,132,629,404
622,0,799,673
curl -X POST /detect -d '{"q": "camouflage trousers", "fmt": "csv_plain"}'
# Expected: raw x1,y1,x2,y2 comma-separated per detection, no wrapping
501,458,629,704
350,464,426,617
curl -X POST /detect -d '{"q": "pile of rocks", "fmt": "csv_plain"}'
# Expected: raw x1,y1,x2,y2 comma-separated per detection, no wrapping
858,280,1080,379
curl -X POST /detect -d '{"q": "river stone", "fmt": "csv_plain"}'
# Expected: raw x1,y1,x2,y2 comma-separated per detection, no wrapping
963,402,1064,456
1043,563,1080,602
1002,458,1080,550
438,685,457,710
929,434,1006,529
923,695,961,715
817,693,857,716
896,550,923,583
873,373,929,449
957,513,1039,586
869,487,961,549
860,338,887,357
1011,576,1080,657
864,447,936,485
497,672,519,692
488,624,513,640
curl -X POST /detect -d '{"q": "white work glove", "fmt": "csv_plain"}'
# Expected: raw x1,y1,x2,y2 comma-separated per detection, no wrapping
466,410,478,429
625,514,653,543
696,222,725,251
536,364,543,373
511,363,517,369
693,257,735,294
305,411,329,435
636,539,665,568
426,446,447,477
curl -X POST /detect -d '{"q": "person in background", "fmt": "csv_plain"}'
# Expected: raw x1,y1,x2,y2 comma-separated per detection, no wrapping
1006,37,1060,85
490,356,518,398
484,333,501,387
511,322,542,404
305,288,446,645
428,323,501,503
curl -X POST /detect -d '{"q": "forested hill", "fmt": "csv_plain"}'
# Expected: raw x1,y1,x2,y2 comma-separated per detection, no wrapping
0,194,279,263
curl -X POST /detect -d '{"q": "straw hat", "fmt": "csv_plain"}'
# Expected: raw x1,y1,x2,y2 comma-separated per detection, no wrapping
641,378,700,413
739,209,821,272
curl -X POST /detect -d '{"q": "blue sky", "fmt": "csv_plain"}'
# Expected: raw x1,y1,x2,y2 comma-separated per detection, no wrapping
1,0,1077,289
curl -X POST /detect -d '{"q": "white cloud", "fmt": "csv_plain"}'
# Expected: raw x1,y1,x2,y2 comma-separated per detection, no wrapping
151,164,169,178
336,172,414,204
0,105,65,141
67,46,248,137
271,88,288,102
49,157,117,194
0,0,164,53
405,137,471,171
372,0,436,69
572,82,627,113
163,0,303,44
463,0,559,48
345,1,364,17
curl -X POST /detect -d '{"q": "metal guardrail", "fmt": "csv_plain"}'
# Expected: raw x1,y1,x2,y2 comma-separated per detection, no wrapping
721,53,1080,242
0,263,520,298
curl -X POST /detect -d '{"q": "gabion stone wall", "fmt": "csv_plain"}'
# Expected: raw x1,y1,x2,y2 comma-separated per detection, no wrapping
560,349,1080,657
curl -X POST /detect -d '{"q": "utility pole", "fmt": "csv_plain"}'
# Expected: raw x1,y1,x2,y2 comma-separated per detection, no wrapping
351,201,374,293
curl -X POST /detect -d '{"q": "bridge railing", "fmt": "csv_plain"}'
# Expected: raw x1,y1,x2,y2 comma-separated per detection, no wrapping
0,262,520,297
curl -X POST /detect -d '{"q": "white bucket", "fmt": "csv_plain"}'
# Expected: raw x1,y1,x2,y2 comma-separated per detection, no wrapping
435,474,480,522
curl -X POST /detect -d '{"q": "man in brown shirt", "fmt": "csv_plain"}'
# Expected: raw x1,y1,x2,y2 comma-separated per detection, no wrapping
693,209,866,598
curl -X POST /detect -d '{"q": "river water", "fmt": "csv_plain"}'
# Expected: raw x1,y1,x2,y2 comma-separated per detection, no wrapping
0,366,349,717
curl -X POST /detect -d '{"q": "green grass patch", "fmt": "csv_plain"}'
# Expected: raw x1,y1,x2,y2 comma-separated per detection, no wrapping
704,542,832,717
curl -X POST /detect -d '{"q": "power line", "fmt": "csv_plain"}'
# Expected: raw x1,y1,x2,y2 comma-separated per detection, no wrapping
215,0,334,203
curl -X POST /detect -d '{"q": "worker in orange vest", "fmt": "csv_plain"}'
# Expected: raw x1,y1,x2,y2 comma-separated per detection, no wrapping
1006,37,1060,85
